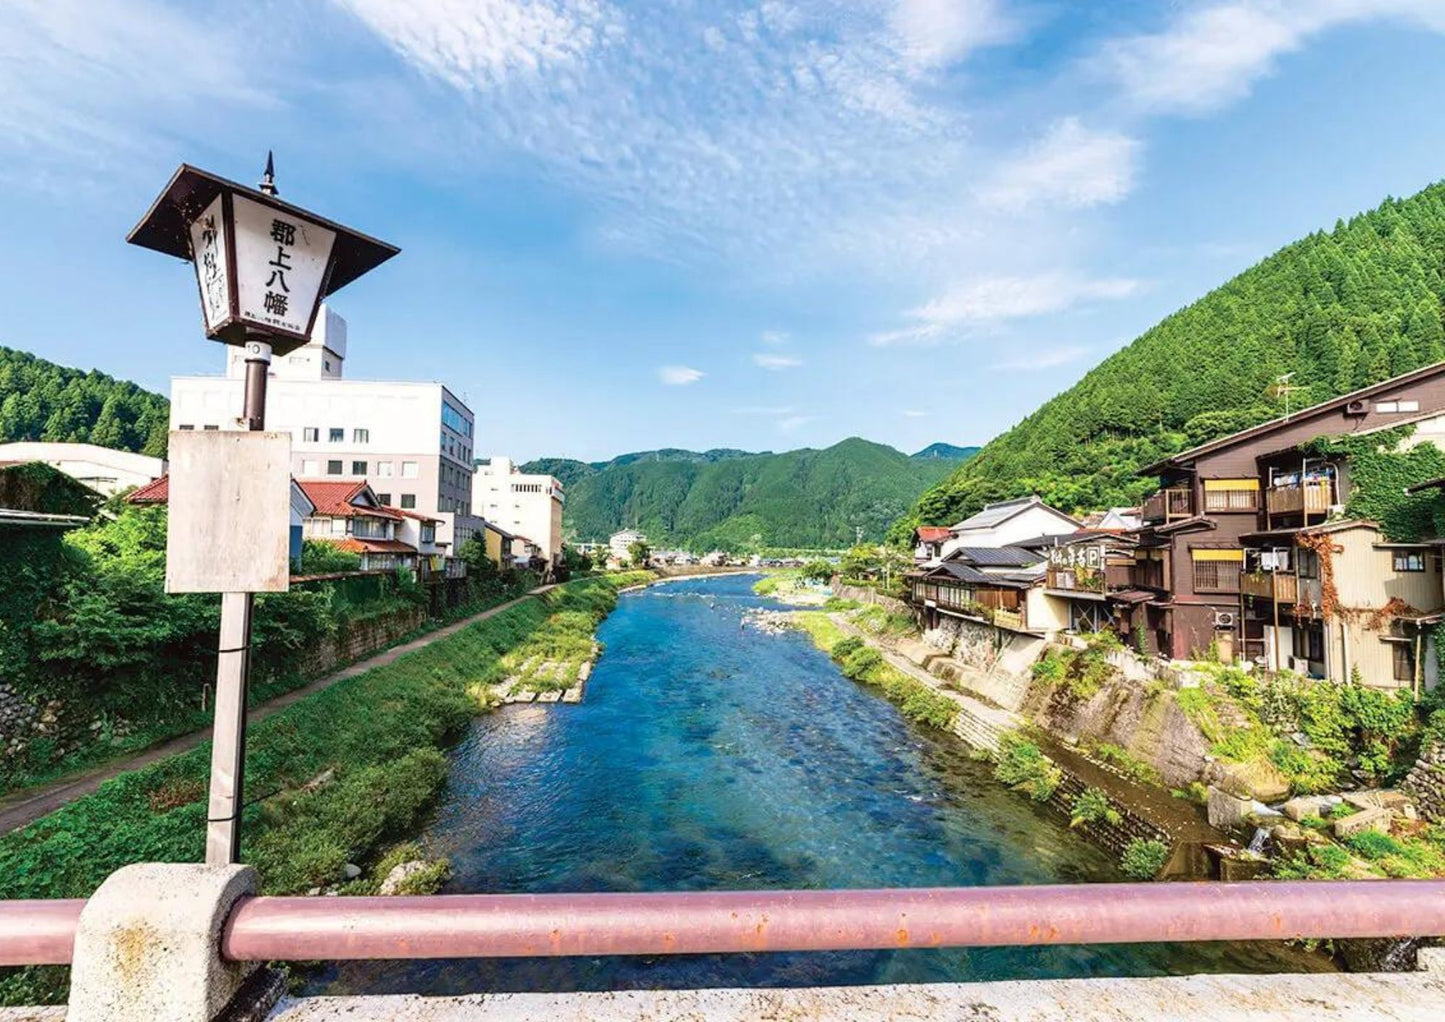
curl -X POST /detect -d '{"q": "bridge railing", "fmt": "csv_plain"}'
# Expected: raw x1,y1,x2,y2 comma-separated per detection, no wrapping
6,879,1445,967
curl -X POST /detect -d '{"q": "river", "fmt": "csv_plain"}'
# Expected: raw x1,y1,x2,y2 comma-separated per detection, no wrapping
312,574,1329,995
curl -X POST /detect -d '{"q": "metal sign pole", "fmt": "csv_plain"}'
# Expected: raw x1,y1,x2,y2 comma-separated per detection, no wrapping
205,339,271,865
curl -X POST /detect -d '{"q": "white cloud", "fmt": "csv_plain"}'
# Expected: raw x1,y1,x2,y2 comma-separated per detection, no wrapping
332,0,619,92
760,329,790,346
753,352,802,370
901,409,928,417
990,344,1089,371
980,117,1140,211
778,415,815,432
889,0,1017,70
658,365,705,385
1097,1,1445,115
870,273,1140,345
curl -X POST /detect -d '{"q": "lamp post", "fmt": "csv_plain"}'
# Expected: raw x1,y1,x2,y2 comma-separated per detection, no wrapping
128,155,397,864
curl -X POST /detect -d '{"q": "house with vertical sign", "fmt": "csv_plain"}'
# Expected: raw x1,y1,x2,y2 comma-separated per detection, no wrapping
1129,360,1445,664
1040,531,1141,636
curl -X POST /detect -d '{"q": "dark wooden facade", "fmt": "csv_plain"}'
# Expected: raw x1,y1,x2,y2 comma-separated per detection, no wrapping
1132,361,1445,660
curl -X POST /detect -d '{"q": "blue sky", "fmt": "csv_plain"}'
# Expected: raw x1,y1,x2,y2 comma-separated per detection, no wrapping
4,1,1445,462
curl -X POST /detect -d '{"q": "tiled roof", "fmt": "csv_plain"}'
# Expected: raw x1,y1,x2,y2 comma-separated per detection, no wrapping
333,538,417,555
913,526,952,542
127,476,170,504
390,507,443,524
948,545,1043,567
296,480,400,519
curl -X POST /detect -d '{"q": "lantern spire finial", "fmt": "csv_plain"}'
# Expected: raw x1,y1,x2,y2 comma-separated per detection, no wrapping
259,151,278,196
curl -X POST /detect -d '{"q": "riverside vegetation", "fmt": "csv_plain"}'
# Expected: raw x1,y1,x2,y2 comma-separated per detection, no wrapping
1,501,538,793
0,571,650,1007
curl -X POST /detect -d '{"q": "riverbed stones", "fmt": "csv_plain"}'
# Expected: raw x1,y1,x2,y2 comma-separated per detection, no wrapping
343,863,362,880
1207,787,1254,832
378,861,431,896
537,690,562,703
1280,794,1335,821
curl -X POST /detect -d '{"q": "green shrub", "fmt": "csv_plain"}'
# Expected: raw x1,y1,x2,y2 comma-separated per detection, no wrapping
830,636,865,663
1120,838,1169,880
1070,787,1122,828
1272,842,1353,879
1092,743,1162,786
994,734,1062,802
1345,830,1403,861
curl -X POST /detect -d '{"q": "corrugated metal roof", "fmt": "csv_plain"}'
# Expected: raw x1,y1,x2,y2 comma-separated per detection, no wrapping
949,545,1044,567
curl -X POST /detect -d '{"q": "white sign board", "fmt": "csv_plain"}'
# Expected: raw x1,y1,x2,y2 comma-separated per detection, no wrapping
1048,543,1105,569
165,430,293,593
232,194,336,339
188,193,231,334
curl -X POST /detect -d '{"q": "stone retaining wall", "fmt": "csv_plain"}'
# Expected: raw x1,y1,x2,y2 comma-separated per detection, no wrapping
1043,769,1174,865
831,582,911,616
292,607,428,680
1403,739,1445,824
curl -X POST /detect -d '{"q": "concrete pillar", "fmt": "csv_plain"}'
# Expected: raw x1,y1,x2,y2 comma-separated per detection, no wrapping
68,863,257,1022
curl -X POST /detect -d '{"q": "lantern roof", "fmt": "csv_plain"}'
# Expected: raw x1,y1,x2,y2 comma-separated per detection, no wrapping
126,163,399,294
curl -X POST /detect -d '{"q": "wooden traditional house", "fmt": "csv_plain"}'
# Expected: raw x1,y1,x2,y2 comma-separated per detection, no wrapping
910,526,951,564
1133,360,1445,661
908,543,1063,636
1236,519,1440,690
298,480,430,574
1039,531,1141,636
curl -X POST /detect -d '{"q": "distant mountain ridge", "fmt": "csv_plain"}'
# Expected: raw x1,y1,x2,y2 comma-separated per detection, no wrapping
523,437,968,550
0,347,169,456
912,442,980,460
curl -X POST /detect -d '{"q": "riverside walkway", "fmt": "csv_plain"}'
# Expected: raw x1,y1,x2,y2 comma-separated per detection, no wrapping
0,585,556,837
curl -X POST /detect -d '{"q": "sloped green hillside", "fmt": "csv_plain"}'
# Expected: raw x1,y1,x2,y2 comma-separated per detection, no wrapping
0,347,169,456
544,438,962,550
894,182,1445,540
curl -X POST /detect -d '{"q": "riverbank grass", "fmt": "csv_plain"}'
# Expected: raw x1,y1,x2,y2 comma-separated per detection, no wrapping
0,572,650,1007
790,612,958,730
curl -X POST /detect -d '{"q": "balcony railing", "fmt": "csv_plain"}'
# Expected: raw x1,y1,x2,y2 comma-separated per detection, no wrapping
1143,487,1192,523
1266,480,1333,517
1046,567,1105,593
1202,488,1259,513
1241,571,1298,603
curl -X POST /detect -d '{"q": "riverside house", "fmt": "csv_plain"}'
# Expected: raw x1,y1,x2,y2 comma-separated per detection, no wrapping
1131,360,1445,663
1039,530,1143,636
298,480,443,575
910,526,951,565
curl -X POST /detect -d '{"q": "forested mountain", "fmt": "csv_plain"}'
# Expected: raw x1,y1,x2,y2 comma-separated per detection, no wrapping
893,181,1445,541
913,443,980,460
0,347,169,456
537,437,960,550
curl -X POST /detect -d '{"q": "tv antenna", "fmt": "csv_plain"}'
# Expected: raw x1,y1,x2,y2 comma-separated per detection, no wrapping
1270,372,1301,420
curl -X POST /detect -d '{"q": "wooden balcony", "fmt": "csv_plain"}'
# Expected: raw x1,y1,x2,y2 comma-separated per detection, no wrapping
1265,480,1333,517
1240,571,1298,603
992,608,1026,632
1143,487,1193,523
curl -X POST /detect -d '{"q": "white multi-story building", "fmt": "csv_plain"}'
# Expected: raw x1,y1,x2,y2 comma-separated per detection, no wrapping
168,306,483,555
0,441,165,497
609,528,647,564
471,456,564,566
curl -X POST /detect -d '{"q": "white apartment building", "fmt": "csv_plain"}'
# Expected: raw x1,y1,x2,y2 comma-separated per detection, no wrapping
169,306,483,555
0,441,165,497
609,528,647,563
471,456,565,566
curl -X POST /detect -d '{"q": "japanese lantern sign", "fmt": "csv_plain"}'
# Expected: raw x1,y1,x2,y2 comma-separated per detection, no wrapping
232,195,336,340
188,194,231,334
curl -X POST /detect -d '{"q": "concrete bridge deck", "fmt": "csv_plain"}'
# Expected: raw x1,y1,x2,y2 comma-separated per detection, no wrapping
266,966,1445,1021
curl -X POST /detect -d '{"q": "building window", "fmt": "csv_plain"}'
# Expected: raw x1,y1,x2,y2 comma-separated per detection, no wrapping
422,525,436,543
203,425,219,431
354,428,369,443
1393,641,1417,683
329,428,344,443
1191,549,1242,593
401,494,417,509
402,461,419,478
1393,551,1426,572
302,460,319,476
1292,623,1324,662
327,460,343,476
323,359,332,372
377,461,394,477
178,424,194,430
377,493,391,505
1297,548,1320,579
331,519,346,535
303,427,319,442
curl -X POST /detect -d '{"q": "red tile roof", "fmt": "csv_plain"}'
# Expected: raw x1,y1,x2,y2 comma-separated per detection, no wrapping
127,476,170,504
333,538,417,555
914,526,952,542
296,480,400,519
390,507,443,524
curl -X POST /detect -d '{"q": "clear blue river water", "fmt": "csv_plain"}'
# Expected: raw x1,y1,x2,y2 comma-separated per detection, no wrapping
315,574,1328,995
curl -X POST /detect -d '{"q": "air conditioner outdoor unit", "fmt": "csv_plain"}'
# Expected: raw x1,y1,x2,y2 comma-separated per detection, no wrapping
1344,399,1369,417
1289,656,1311,673
1213,610,1237,628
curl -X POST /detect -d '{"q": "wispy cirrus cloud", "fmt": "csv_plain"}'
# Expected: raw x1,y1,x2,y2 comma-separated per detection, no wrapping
759,330,790,346
778,414,815,433
980,117,1139,211
753,352,802,370
990,344,1089,371
889,0,1018,71
1096,0,1445,115
658,365,704,385
870,273,1139,346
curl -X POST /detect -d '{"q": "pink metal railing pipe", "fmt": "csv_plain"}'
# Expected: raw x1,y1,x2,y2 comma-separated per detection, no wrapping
223,881,1445,961
0,899,84,966
7,881,1445,967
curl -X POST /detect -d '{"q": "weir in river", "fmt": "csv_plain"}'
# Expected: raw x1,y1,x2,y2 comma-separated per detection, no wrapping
311,574,1330,996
